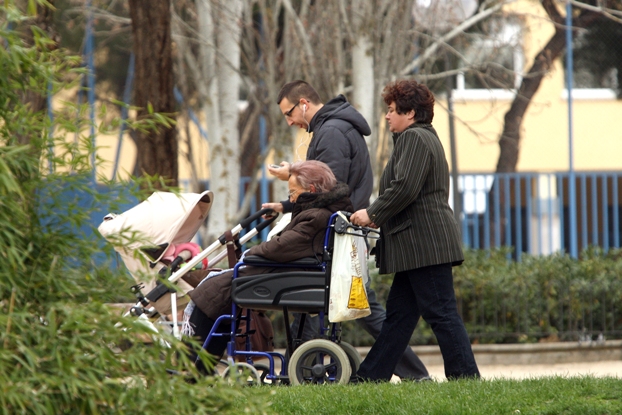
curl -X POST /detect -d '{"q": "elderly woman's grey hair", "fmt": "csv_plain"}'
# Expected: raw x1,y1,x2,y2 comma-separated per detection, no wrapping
289,160,337,193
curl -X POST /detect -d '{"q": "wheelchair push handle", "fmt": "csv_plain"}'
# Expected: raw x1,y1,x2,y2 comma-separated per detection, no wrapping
333,211,379,239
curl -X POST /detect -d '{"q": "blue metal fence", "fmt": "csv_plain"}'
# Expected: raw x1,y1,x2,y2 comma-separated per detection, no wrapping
457,172,622,258
182,171,622,258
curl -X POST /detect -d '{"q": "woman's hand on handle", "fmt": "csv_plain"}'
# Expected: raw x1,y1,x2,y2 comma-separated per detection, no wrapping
350,209,374,227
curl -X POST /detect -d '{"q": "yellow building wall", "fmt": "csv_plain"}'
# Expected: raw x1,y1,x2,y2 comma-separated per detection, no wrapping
92,113,210,184
434,0,622,174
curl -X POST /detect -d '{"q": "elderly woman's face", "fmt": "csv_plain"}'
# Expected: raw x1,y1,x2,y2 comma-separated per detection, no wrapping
288,174,309,203
385,102,415,133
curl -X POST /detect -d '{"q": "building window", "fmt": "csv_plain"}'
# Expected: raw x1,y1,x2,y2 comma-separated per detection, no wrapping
563,16,620,100
453,18,523,101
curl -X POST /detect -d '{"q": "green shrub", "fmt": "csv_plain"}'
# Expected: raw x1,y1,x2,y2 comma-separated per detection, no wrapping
341,247,622,346
0,5,271,414
271,247,622,348
453,247,622,344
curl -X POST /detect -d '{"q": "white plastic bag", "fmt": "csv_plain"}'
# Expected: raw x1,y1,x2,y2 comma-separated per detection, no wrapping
328,213,371,322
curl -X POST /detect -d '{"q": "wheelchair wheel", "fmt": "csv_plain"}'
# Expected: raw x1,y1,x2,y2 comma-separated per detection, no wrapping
339,342,362,373
253,363,280,386
214,359,230,376
288,339,351,385
222,362,261,386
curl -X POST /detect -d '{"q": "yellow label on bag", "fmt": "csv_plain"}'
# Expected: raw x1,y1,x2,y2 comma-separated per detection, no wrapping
348,276,369,309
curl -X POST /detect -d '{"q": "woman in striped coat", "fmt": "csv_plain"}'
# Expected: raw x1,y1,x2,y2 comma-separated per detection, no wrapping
350,79,480,381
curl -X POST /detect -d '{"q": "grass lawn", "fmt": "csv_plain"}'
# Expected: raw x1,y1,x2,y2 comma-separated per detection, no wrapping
240,376,622,415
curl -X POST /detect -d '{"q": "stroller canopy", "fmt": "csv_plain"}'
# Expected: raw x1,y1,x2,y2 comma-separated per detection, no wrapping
98,190,213,281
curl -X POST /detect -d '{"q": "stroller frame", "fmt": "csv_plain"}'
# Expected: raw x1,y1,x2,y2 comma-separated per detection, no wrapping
121,207,277,338
198,211,378,385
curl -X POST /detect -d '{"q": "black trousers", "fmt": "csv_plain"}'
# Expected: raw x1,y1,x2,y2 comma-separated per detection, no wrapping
357,263,480,381
186,307,231,373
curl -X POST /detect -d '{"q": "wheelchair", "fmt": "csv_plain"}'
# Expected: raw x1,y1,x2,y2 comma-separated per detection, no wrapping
198,211,377,385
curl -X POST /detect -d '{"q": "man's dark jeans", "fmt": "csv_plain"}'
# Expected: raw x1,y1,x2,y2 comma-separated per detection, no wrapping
357,263,480,381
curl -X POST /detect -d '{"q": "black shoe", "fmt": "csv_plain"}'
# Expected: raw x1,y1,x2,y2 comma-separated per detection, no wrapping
413,375,433,382
349,374,385,384
348,375,368,384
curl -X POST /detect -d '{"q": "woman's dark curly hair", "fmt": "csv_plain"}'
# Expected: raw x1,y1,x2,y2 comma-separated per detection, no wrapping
382,80,435,124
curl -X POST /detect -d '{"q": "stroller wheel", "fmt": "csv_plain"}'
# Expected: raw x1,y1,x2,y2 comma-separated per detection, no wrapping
288,339,351,385
222,362,261,386
339,341,362,374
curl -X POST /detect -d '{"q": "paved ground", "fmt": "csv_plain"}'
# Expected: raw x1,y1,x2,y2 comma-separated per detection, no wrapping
399,360,622,382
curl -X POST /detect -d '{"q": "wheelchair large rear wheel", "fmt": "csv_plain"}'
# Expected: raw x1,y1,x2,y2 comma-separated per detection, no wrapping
288,339,351,385
339,341,362,373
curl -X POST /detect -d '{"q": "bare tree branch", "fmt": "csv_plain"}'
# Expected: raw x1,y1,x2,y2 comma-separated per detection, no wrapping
338,0,355,43
281,0,317,80
570,0,622,22
400,1,506,76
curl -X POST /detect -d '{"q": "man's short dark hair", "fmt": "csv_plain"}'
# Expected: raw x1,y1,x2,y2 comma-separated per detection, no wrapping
277,80,322,105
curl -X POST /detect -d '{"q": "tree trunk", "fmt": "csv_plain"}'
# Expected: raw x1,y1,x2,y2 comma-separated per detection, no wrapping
495,0,599,173
490,0,599,252
350,0,376,176
17,1,57,147
212,0,243,237
128,0,177,188
197,0,221,165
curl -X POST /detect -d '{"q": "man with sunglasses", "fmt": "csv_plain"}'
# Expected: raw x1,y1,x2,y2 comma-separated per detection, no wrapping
263,80,431,382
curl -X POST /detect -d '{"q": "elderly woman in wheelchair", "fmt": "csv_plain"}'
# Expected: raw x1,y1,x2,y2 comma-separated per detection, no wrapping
182,160,353,377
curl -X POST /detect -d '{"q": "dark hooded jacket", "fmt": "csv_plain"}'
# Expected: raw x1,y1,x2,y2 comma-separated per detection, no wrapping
189,182,353,320
282,95,373,212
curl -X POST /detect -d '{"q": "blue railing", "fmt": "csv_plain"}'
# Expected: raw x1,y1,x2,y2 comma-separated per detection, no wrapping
182,171,622,258
457,172,622,258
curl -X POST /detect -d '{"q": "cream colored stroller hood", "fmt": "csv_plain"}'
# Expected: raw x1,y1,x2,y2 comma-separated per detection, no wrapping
98,190,213,296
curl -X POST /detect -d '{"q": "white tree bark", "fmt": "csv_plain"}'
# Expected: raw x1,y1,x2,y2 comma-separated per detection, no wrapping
351,44,374,125
197,0,220,141
349,0,376,164
213,0,242,238
196,0,243,240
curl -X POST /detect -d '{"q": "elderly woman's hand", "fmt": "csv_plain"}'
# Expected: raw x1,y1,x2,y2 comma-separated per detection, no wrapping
261,202,284,213
350,209,372,227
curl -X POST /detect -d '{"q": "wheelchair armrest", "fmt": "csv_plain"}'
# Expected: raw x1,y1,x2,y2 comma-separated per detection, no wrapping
243,255,321,266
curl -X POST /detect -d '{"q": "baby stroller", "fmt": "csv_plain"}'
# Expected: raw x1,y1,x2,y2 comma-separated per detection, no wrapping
201,211,378,385
98,190,276,338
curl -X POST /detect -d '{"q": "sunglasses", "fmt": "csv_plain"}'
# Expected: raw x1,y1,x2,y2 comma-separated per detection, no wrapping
284,102,299,118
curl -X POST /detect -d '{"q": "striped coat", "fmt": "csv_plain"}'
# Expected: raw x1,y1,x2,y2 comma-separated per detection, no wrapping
367,123,463,274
